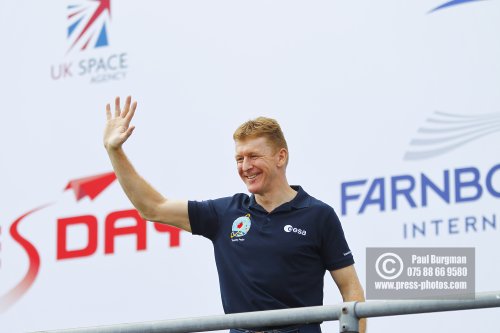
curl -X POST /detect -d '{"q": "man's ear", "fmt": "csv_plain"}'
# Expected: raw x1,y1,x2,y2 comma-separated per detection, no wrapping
277,148,288,167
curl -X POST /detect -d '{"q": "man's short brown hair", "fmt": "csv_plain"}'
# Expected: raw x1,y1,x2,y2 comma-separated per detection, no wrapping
233,117,289,161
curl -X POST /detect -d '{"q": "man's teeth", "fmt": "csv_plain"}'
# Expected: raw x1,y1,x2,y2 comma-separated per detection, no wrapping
247,175,257,179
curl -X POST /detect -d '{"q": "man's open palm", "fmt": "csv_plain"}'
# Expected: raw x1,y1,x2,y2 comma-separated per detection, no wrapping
104,96,137,150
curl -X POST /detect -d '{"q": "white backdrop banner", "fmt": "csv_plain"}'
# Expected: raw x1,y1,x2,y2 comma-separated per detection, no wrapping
0,0,499,332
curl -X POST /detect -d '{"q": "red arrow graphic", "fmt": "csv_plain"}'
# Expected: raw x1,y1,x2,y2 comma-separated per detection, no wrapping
65,171,116,201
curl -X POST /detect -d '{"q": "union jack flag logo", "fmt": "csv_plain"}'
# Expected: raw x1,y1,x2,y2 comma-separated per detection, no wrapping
67,0,111,53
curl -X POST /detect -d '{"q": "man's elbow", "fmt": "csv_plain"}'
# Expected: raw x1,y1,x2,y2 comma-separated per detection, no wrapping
136,202,164,222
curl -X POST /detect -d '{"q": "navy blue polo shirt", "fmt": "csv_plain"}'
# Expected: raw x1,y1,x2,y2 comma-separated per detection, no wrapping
188,186,354,315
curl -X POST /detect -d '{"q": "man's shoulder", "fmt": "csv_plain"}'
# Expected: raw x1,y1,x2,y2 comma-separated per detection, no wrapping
307,198,337,222
206,192,251,210
298,187,345,228
299,187,335,213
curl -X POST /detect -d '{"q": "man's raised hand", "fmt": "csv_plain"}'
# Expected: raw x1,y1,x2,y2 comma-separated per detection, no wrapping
104,96,137,150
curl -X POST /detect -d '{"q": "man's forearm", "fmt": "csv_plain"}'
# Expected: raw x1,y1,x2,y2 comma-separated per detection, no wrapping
106,147,166,220
331,266,367,333
345,289,367,333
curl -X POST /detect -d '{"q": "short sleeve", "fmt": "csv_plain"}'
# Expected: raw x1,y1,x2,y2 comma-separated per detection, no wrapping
188,197,233,241
188,200,220,240
320,208,355,271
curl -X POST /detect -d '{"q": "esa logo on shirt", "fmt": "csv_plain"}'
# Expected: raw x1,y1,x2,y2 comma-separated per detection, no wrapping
230,214,251,241
284,224,307,236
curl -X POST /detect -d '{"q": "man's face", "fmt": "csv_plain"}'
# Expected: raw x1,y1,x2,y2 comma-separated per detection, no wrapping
235,136,281,195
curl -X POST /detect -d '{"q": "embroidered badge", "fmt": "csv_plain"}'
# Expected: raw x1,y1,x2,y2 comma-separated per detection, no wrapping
230,214,251,239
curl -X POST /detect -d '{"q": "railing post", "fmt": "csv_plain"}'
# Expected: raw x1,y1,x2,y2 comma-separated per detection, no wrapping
338,301,359,333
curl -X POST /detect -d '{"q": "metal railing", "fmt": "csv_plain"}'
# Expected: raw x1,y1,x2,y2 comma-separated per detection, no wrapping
37,291,500,333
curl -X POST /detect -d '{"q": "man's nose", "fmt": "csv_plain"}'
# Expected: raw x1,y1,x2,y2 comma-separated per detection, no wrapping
242,157,252,171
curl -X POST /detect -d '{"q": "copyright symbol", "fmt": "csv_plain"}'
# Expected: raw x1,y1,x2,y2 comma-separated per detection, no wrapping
375,252,404,280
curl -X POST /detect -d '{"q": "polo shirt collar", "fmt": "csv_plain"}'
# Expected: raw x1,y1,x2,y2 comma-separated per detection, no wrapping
290,185,311,209
249,185,311,212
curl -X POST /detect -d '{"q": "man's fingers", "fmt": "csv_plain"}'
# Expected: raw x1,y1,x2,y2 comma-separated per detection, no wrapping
122,95,132,118
125,101,137,125
105,104,111,120
109,96,134,122
114,96,121,117
123,125,135,140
